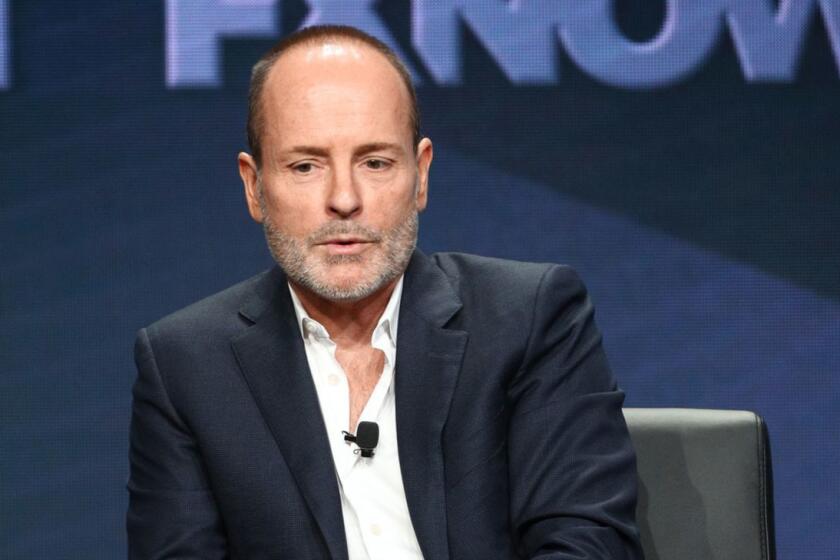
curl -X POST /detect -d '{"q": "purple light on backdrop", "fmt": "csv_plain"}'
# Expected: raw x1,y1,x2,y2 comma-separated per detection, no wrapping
1,0,8,89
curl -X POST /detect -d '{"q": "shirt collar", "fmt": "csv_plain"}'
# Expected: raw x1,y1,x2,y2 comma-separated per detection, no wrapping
287,275,404,347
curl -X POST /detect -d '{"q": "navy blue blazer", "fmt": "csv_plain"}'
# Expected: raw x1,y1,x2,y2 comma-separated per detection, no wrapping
128,251,643,559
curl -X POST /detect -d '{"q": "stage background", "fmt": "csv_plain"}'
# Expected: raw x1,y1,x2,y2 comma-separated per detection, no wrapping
2,1,839,558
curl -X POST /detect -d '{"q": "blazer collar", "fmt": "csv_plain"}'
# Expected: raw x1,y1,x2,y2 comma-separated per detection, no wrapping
231,266,348,560
231,251,467,560
394,250,467,560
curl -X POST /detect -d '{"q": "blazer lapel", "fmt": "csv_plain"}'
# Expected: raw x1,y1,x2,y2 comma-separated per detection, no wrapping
230,268,347,560
396,252,468,560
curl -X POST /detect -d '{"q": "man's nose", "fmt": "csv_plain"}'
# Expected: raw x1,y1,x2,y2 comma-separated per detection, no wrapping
326,164,362,218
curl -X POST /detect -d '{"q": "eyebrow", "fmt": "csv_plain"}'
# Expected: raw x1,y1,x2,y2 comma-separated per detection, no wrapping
281,142,405,159
353,142,404,156
283,146,330,158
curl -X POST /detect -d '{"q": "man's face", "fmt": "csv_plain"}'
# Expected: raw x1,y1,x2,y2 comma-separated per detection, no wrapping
239,40,432,302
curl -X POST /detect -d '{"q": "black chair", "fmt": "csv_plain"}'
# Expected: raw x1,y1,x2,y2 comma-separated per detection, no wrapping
623,408,775,560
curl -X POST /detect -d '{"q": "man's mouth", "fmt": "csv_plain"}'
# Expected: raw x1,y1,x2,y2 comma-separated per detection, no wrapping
316,236,376,254
321,236,368,244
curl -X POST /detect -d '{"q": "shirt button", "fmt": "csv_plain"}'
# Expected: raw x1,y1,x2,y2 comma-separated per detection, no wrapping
370,523,382,536
327,374,339,386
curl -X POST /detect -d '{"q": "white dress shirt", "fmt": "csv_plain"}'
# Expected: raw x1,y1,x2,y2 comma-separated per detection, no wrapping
287,277,424,560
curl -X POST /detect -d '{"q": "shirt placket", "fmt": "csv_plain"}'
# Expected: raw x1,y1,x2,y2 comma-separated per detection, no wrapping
304,320,354,481
343,323,399,558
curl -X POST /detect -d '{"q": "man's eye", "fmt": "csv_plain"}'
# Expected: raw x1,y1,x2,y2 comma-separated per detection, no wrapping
365,159,389,170
292,162,313,174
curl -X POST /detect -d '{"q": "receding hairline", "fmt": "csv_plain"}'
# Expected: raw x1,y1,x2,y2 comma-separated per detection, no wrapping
247,26,421,167
263,37,413,116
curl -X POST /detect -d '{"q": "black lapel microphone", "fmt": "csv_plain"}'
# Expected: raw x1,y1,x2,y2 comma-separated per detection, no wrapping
342,421,379,458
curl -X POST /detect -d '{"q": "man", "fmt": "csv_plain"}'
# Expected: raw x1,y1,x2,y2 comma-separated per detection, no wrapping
128,25,643,559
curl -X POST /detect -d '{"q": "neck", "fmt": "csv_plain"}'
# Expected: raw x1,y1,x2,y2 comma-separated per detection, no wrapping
290,278,399,346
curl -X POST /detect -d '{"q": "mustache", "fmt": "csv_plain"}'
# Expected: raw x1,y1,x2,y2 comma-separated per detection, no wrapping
307,221,383,245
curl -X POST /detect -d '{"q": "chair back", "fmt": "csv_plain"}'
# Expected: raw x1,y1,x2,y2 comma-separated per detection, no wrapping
623,408,775,560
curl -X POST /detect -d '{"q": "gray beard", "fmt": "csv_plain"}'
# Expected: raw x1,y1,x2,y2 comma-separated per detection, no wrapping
260,201,418,302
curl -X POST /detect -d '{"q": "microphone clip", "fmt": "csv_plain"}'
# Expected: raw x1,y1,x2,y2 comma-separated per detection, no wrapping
342,421,379,458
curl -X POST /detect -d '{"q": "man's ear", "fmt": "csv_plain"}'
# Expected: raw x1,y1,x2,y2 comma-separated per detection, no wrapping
238,152,264,223
414,138,433,212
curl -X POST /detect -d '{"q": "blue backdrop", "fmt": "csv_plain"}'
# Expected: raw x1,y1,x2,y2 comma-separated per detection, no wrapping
2,1,839,558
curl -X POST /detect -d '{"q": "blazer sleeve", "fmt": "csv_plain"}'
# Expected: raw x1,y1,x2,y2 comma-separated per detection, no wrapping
506,266,644,559
127,327,229,559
